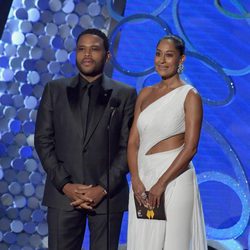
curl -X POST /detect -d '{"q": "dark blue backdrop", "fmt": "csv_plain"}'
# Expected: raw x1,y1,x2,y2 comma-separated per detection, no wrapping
109,0,250,249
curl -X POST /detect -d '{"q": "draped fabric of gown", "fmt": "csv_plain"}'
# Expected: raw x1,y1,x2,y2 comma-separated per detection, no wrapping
127,84,207,250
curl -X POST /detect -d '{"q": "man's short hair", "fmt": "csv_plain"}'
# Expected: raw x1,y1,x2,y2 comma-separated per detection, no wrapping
76,28,109,51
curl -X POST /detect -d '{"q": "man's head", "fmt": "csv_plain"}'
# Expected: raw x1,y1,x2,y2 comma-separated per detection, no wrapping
76,29,109,52
76,29,110,80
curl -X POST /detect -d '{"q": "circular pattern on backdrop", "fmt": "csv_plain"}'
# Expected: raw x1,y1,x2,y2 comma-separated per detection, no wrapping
199,172,249,239
214,0,250,19
185,51,235,106
109,14,171,77
106,0,171,21
172,0,250,76
198,120,250,240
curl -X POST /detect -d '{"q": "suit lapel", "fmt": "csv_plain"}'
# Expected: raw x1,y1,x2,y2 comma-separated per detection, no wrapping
66,75,83,138
83,75,113,148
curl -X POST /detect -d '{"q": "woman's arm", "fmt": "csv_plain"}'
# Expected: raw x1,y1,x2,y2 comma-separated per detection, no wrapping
127,87,151,205
148,89,203,208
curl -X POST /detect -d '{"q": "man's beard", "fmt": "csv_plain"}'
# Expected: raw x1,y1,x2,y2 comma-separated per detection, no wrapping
76,60,105,77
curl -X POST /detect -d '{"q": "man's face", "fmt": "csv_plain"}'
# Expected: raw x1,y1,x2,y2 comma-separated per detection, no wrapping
76,34,109,77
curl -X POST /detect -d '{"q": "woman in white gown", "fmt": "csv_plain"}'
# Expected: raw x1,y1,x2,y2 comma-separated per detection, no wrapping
127,35,207,250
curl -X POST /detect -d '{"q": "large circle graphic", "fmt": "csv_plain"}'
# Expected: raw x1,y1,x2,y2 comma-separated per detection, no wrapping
109,14,171,77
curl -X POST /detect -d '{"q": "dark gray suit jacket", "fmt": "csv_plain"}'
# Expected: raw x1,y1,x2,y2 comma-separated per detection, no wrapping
34,74,137,213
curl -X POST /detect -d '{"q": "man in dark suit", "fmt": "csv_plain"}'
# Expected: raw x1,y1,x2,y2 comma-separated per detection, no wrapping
34,28,137,250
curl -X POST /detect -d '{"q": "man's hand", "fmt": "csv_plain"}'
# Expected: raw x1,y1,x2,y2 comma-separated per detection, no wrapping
71,185,106,208
62,183,93,209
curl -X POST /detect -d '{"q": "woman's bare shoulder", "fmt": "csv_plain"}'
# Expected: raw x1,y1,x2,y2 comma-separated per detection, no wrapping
138,84,160,98
136,86,152,100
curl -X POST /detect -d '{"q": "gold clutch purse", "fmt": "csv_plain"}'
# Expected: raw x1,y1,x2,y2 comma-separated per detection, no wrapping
134,191,166,220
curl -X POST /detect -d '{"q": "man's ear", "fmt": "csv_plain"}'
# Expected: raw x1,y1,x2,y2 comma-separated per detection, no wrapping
106,51,111,62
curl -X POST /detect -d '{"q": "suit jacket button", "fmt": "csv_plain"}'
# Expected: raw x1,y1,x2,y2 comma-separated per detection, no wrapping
83,148,87,153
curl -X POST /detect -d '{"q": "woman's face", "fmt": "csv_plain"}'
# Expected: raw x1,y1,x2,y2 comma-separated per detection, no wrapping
154,39,185,79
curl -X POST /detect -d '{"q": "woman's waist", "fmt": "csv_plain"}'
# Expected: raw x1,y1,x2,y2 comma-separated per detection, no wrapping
138,144,185,176
140,144,184,159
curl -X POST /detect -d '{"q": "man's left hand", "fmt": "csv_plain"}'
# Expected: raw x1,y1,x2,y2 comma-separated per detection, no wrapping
71,185,106,208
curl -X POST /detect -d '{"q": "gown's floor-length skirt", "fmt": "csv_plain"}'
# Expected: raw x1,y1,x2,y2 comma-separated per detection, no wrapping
127,146,207,250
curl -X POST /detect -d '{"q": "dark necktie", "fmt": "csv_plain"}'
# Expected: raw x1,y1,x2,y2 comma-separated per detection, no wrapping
81,84,92,140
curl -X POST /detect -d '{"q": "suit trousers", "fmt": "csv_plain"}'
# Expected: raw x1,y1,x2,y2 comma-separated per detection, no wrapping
47,207,123,250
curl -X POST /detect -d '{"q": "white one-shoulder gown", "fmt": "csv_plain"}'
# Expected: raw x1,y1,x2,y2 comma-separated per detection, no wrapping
127,84,207,250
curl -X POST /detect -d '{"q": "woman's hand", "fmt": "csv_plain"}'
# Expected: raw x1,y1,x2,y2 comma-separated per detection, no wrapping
148,181,166,209
131,176,147,206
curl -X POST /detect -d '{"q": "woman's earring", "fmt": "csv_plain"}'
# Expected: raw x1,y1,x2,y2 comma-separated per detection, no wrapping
177,64,184,74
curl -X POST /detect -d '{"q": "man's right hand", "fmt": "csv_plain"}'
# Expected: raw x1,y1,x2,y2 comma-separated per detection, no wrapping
62,183,93,209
